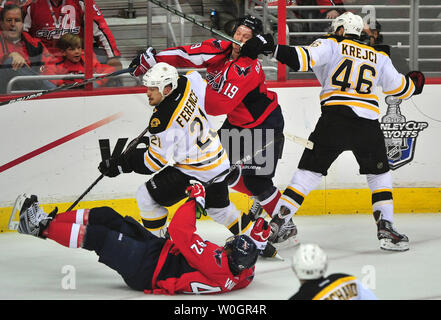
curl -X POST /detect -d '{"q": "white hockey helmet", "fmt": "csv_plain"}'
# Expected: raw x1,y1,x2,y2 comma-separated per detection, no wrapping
331,12,364,37
142,62,179,97
291,243,328,280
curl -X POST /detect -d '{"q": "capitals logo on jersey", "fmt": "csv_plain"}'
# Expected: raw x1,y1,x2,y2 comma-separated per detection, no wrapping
234,65,251,77
380,96,428,170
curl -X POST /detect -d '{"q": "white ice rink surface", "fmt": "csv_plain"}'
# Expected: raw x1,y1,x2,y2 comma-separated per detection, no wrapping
1,213,440,300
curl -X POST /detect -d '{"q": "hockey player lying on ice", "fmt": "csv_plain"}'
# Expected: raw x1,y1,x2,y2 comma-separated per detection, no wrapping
13,182,270,295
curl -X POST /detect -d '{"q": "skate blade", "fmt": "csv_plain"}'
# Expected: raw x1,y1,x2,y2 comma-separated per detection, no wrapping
9,193,29,231
273,236,300,250
380,239,409,252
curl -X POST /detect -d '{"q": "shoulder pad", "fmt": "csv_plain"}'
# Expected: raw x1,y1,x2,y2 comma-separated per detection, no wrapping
373,44,391,56
321,34,345,42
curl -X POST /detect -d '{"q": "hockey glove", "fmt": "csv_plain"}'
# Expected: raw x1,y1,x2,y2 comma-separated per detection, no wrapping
129,47,157,77
98,156,132,178
249,217,271,250
186,181,207,219
240,33,275,60
406,71,425,95
224,163,242,187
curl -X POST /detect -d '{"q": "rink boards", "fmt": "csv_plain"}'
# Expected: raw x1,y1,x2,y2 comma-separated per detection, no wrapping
1,85,440,231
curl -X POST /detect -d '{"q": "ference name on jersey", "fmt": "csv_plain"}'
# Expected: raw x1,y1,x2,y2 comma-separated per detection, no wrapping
176,89,198,128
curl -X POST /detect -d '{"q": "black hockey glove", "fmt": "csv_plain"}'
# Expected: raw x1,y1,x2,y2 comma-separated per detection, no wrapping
98,155,132,178
240,33,275,60
406,71,425,95
129,47,157,77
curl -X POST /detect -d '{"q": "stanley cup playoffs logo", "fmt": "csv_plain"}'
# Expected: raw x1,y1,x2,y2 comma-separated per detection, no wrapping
380,96,428,170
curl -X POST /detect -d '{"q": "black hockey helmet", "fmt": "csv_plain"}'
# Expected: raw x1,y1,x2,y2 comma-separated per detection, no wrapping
231,15,263,36
224,234,258,275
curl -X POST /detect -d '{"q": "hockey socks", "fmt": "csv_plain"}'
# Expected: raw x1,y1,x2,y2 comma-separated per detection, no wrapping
231,176,253,197
367,173,394,222
42,222,86,248
53,209,90,225
258,188,281,218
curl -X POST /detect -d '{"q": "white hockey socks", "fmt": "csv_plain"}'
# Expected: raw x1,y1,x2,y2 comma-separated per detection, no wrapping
367,172,394,223
273,169,323,222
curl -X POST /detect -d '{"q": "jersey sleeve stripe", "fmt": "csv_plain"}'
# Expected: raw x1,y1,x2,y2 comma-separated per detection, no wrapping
157,49,218,67
144,153,161,172
145,149,167,170
296,47,309,72
399,78,415,100
148,147,168,165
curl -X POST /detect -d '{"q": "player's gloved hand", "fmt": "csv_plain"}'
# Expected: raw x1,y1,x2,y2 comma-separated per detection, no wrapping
129,47,157,77
186,180,207,219
249,217,271,250
406,71,425,95
240,33,275,60
98,156,132,178
225,163,242,187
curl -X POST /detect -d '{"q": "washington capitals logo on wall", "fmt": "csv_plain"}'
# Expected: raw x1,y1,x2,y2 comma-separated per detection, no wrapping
380,96,428,170
235,65,251,77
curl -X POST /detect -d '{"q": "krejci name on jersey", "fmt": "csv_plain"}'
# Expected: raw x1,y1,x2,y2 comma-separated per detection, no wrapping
341,43,377,63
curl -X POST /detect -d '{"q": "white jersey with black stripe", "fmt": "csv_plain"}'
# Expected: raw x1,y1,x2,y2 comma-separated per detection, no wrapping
301,37,415,120
144,71,230,182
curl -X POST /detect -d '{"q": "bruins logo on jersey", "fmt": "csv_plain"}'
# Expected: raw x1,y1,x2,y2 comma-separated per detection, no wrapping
150,118,161,128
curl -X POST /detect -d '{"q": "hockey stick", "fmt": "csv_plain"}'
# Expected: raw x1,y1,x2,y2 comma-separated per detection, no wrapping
146,0,242,46
284,132,314,150
205,133,284,187
0,67,134,107
65,124,150,212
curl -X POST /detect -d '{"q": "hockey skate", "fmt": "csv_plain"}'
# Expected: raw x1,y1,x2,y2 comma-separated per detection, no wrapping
12,194,56,238
248,198,264,221
268,206,299,246
374,210,409,252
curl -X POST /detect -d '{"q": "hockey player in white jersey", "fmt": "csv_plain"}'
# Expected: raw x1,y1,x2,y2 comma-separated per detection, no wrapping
98,62,255,238
289,243,377,300
240,12,425,251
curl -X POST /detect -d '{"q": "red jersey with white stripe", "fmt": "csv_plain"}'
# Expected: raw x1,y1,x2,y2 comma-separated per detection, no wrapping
146,200,255,295
22,0,120,59
155,39,280,128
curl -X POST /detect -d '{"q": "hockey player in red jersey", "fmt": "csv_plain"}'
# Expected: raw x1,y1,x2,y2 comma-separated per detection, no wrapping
12,182,270,294
21,0,121,69
130,15,296,248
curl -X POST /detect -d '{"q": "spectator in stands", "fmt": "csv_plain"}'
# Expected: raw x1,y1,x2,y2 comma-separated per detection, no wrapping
42,33,116,87
362,20,410,74
0,4,55,93
21,0,122,70
287,0,346,45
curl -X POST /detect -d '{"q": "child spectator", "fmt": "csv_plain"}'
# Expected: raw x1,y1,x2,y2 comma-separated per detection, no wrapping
44,33,115,87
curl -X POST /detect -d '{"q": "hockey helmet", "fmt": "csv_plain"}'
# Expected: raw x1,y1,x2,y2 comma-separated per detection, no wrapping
142,62,178,97
331,12,364,37
232,15,263,36
224,234,258,274
291,243,328,280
